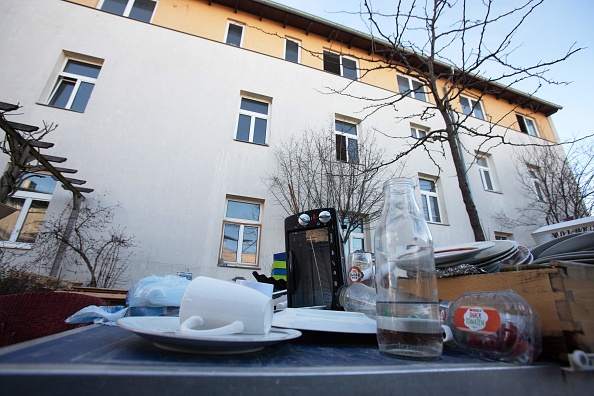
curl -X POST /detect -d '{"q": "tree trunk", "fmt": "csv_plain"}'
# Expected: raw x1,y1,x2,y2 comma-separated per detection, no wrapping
441,110,486,241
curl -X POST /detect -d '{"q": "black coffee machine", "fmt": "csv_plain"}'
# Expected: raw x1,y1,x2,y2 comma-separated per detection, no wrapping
284,208,346,310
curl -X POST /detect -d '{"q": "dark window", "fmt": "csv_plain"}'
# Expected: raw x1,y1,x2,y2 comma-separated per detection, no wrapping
336,135,347,162
226,24,243,46
335,120,358,163
323,51,341,75
235,97,270,144
48,59,102,113
129,0,156,23
342,57,357,80
285,40,299,63
323,51,357,80
101,0,127,15
100,0,156,22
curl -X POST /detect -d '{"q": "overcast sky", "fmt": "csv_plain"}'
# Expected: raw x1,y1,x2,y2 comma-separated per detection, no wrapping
271,0,593,141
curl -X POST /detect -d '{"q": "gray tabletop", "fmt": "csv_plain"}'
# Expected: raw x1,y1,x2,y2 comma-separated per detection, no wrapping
0,324,591,395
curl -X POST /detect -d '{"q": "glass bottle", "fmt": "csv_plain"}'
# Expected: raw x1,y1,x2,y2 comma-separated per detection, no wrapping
374,178,442,359
337,282,377,318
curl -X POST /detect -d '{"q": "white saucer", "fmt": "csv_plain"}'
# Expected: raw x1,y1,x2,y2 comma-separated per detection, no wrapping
272,308,376,334
117,316,301,354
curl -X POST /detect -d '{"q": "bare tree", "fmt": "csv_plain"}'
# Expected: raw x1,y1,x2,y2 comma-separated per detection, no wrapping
494,139,593,231
316,0,584,241
264,122,403,240
32,197,137,288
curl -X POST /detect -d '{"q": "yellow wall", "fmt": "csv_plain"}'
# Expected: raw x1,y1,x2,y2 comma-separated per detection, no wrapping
67,0,556,141
72,0,98,7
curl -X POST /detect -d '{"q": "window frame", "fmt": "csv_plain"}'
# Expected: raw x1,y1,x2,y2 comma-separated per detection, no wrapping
334,117,359,163
419,177,443,224
234,94,271,145
323,50,358,80
47,57,102,113
494,231,513,240
218,198,263,268
516,114,539,137
460,95,486,120
342,217,366,257
410,125,428,139
97,0,157,23
0,174,56,249
225,21,245,47
397,74,427,101
284,37,301,63
528,167,545,202
477,155,496,192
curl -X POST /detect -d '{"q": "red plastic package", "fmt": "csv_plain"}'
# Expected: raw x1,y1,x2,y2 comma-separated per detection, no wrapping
441,290,542,365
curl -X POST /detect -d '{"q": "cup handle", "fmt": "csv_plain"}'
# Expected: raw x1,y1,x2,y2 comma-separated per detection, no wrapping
442,324,454,343
179,315,245,336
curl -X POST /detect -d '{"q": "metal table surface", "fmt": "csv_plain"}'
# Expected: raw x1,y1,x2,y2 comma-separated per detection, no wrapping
0,324,591,395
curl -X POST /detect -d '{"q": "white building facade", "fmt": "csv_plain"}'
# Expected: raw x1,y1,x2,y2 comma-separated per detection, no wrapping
0,0,559,287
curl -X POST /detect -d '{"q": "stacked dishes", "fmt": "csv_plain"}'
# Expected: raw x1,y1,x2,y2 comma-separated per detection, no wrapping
530,231,594,264
434,240,531,273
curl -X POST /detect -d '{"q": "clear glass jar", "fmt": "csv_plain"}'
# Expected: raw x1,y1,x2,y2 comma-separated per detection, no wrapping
374,178,442,359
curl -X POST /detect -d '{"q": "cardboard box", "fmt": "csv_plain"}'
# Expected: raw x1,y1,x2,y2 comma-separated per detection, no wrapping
436,261,593,361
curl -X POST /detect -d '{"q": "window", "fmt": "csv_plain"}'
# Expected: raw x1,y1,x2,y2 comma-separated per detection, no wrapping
460,96,485,120
0,174,56,248
419,178,442,223
528,167,545,202
410,126,427,139
235,95,270,145
47,58,102,112
335,118,359,163
494,232,513,240
397,75,426,101
285,38,300,63
516,114,539,137
98,0,156,22
225,22,244,47
219,198,262,267
477,156,495,191
343,217,365,256
323,51,358,80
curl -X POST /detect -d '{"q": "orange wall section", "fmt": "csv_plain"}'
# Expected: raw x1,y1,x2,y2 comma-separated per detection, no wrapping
67,0,556,142
155,0,558,142
72,0,98,7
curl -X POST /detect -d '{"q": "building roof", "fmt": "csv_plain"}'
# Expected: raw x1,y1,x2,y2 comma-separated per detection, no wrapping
209,0,562,116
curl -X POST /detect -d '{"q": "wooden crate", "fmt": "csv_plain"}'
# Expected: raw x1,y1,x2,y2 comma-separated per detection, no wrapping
58,286,128,306
436,261,593,361
559,262,594,355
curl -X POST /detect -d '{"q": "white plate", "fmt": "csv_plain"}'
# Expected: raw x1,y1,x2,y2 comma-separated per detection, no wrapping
531,251,594,264
530,232,583,259
537,232,594,259
461,240,518,266
272,308,376,334
434,242,496,265
117,316,301,354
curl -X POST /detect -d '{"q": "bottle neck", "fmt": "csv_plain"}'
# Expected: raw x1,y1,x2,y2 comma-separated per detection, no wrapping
382,178,420,215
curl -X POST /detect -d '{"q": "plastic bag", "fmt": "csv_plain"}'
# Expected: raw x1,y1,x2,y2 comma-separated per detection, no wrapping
126,275,191,307
65,305,128,326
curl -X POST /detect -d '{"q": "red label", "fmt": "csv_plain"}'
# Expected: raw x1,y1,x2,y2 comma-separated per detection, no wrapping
453,306,500,333
347,266,364,284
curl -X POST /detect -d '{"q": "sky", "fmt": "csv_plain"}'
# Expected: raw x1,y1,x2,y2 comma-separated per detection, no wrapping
271,0,594,142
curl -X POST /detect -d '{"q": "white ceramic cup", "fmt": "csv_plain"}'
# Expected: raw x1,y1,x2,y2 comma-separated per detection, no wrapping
179,276,273,337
